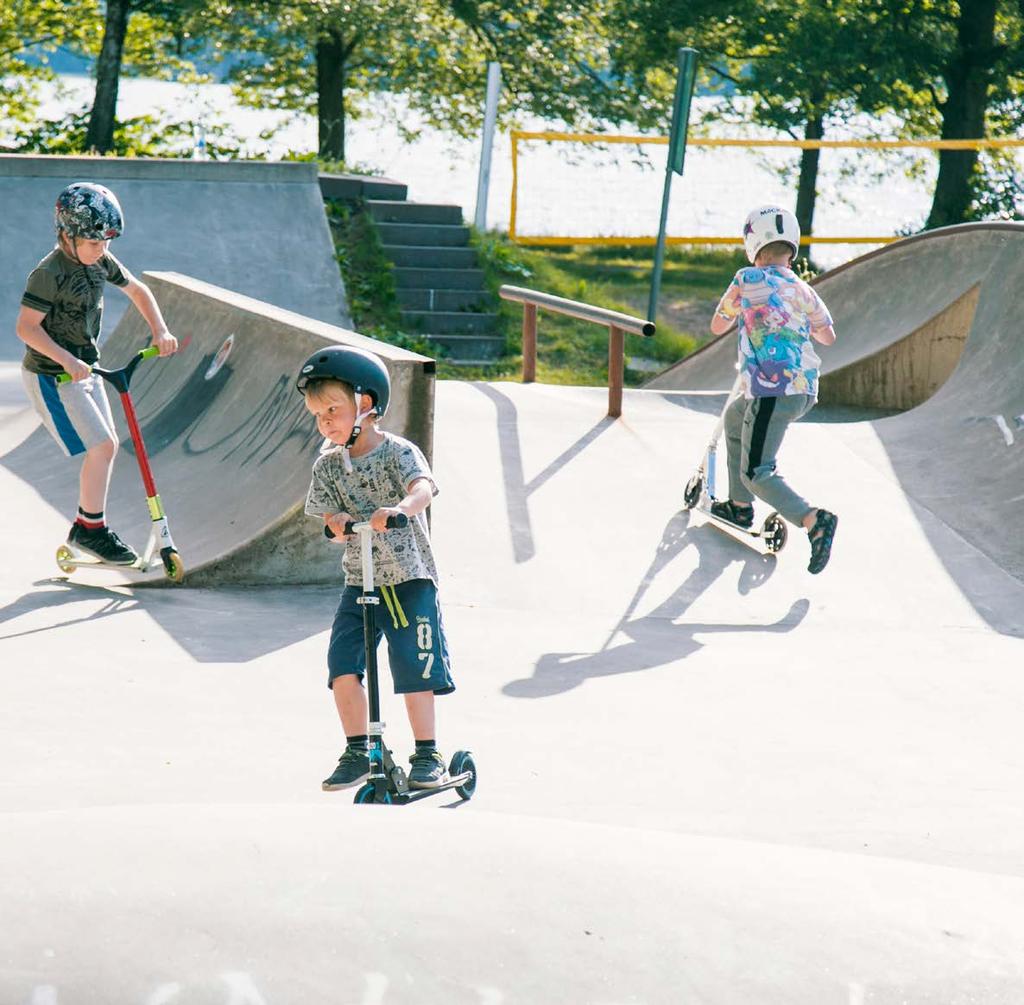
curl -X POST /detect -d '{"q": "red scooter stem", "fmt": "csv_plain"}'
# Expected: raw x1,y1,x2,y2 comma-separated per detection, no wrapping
118,389,159,498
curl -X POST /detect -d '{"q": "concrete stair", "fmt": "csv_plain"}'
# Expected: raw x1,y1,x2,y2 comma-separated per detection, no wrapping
365,199,503,364
319,174,504,364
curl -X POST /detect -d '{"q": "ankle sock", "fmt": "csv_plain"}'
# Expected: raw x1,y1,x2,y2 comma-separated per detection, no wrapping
415,739,437,753
346,734,369,752
76,508,105,530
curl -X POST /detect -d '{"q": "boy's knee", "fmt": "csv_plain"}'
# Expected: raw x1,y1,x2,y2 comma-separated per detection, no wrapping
86,438,117,461
744,461,776,486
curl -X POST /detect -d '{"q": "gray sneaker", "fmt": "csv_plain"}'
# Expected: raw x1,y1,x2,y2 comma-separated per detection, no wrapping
408,749,450,789
322,746,369,791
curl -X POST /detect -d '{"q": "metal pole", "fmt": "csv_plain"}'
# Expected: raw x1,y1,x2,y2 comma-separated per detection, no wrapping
647,168,674,323
648,47,698,323
474,62,502,231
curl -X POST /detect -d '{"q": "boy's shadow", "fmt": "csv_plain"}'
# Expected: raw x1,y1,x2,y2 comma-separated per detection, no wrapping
504,511,809,697
0,578,335,663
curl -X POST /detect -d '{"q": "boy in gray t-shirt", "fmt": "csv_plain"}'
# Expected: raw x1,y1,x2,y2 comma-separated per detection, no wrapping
15,182,177,565
297,345,455,793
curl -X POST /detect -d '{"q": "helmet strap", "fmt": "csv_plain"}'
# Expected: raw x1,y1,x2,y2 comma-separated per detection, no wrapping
59,232,84,266
345,404,377,449
339,404,378,471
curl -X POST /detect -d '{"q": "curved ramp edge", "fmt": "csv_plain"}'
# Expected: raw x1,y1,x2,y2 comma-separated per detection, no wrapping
0,271,436,585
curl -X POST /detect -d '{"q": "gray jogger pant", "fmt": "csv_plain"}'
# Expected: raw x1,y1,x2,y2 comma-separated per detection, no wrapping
723,393,814,526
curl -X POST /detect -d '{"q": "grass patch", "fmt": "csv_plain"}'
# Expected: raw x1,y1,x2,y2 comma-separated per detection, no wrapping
464,236,745,385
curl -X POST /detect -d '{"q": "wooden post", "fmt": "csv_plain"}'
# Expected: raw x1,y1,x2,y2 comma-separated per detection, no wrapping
522,302,538,383
608,324,624,417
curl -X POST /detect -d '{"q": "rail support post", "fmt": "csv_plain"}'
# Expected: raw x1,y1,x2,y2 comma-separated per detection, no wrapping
522,303,538,383
608,324,624,418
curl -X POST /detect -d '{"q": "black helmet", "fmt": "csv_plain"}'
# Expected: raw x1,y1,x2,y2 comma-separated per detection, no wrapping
296,344,391,418
55,182,124,240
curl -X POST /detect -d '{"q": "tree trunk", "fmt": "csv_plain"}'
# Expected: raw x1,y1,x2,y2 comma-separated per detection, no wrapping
316,25,348,162
925,0,998,229
85,0,131,154
795,112,824,264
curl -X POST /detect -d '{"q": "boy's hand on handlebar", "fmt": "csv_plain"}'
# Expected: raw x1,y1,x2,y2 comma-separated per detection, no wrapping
370,507,405,532
64,358,92,382
324,512,354,541
153,330,178,357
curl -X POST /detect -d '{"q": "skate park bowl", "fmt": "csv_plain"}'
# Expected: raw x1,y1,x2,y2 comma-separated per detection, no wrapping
2,230,1024,1002
0,155,352,362
0,271,435,584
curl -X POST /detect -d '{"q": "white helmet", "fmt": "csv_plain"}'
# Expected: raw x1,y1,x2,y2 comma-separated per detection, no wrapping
742,205,800,263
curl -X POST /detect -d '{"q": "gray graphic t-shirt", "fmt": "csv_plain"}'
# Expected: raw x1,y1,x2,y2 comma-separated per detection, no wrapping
305,432,439,587
20,247,133,375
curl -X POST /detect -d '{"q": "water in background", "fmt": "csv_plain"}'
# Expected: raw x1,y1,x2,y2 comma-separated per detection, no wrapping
17,75,984,270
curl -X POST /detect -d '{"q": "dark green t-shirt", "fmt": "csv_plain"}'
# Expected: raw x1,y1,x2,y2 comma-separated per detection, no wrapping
20,247,132,376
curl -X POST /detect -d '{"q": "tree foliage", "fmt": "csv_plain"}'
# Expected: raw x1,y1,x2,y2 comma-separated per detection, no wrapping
0,0,100,137
607,0,1024,235
608,0,929,244
873,0,1024,225
200,0,634,161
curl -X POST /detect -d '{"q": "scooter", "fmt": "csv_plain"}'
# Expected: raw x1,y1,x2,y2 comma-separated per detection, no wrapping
326,514,477,805
682,373,788,555
55,345,185,583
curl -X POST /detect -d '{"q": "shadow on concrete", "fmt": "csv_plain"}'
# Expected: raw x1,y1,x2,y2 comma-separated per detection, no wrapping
504,510,809,697
472,382,616,564
0,579,337,663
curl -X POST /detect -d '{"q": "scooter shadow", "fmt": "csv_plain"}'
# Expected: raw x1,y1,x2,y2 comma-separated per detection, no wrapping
504,510,810,698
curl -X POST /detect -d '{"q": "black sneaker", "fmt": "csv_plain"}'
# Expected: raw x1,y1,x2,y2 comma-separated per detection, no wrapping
408,749,450,789
322,746,370,791
807,509,838,574
68,522,139,565
710,499,754,528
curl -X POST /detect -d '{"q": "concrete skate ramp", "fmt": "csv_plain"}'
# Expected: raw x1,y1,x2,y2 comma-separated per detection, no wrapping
646,222,1024,583
0,271,434,584
0,155,351,362
3,381,1024,1003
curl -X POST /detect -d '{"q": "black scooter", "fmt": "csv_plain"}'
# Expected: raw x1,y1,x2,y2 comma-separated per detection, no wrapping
327,514,477,805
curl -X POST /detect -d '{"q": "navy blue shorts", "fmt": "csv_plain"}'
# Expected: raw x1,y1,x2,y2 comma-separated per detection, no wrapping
327,579,455,696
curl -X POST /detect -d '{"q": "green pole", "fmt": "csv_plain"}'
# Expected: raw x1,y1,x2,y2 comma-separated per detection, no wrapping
648,46,698,323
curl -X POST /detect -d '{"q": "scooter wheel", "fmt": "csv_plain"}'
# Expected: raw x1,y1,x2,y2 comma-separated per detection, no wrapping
449,750,477,801
353,782,392,805
161,550,186,583
55,545,75,574
763,513,787,553
683,474,703,510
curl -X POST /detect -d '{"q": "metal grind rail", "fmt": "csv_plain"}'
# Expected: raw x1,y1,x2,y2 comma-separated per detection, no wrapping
499,284,655,418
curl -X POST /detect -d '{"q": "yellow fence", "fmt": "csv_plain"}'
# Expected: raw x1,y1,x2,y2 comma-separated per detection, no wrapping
508,131,1024,247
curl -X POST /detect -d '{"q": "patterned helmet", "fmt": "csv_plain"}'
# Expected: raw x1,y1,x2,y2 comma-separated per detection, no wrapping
55,182,124,240
296,344,391,418
742,205,800,263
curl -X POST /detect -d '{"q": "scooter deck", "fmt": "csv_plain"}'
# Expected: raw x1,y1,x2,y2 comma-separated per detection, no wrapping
55,541,185,582
55,543,144,574
362,769,474,804
692,503,788,554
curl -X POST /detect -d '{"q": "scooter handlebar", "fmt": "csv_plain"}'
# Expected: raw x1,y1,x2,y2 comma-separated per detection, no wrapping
55,344,161,385
324,513,409,539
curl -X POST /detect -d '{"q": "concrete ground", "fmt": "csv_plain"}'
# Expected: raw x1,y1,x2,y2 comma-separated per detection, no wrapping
2,360,1023,1003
